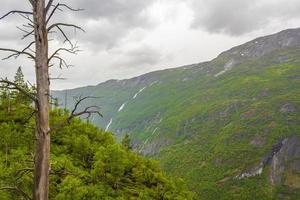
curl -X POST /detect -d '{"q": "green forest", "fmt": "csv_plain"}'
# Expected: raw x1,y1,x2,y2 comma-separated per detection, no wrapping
0,0,299,199
0,68,194,199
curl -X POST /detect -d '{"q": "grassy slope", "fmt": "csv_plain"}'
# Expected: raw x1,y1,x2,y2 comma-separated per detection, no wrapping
156,50,300,199
53,47,300,199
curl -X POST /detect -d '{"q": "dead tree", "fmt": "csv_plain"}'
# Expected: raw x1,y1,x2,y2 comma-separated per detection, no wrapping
0,1,98,200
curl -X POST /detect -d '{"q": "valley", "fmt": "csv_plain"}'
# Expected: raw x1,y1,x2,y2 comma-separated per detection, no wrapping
53,28,300,199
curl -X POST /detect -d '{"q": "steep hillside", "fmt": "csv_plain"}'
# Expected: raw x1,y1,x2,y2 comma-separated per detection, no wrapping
0,90,193,199
53,28,300,199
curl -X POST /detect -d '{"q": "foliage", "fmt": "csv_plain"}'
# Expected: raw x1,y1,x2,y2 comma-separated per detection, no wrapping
121,134,131,150
54,48,300,199
0,69,194,199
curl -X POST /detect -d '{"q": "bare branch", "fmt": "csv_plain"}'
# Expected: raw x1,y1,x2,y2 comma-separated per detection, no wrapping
27,81,35,88
50,56,73,68
49,73,67,81
22,30,35,40
46,3,57,24
23,23,34,29
28,0,35,6
0,10,33,20
70,96,102,119
21,41,35,53
0,48,35,60
48,23,85,33
45,0,54,13
15,168,34,180
50,96,102,132
48,46,80,64
19,13,34,24
16,26,33,36
46,3,83,24
49,77,66,80
0,79,37,103
47,23,84,47
23,110,37,124
71,96,91,114
55,25,73,47
17,17,35,38
55,4,84,12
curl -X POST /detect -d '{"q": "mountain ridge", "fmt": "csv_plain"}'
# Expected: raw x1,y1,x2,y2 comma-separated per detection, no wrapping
53,27,300,92
53,28,300,199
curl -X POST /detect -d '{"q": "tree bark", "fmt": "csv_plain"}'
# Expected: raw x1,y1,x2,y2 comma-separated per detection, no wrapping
33,0,50,199
0,1,84,199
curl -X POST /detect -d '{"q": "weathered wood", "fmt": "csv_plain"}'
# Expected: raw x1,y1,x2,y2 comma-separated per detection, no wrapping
0,1,85,199
32,0,50,199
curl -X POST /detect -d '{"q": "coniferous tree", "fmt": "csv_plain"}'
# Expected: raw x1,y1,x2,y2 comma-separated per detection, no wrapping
121,133,131,150
53,98,59,109
0,78,11,113
0,2,85,198
14,67,26,87
13,67,30,105
0,2,194,200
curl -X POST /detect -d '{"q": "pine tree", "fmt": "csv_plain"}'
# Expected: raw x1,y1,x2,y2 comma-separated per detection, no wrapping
14,66,26,87
121,133,131,150
12,67,29,105
0,78,11,112
54,98,59,108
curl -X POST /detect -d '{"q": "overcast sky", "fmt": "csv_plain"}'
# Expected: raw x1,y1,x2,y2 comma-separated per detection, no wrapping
0,0,299,90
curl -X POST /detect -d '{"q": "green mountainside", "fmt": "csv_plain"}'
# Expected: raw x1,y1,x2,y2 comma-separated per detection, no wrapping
0,78,193,199
53,28,300,199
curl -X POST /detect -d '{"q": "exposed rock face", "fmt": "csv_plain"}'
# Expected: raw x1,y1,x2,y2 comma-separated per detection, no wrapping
214,59,237,77
258,88,269,98
240,109,256,120
236,139,283,179
250,136,267,147
269,135,300,185
237,165,264,179
140,139,171,156
213,28,300,77
237,135,300,187
278,55,290,63
280,103,297,113
222,28,300,58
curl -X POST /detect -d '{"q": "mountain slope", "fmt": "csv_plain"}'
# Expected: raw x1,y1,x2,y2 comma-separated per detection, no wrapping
0,97,194,199
53,28,300,199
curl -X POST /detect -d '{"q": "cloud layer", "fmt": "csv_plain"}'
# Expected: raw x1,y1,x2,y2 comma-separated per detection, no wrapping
188,0,300,35
67,0,157,49
0,0,299,89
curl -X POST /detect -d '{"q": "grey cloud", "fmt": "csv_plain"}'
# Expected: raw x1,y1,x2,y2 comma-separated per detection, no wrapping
112,45,163,69
0,22,20,41
189,0,300,35
0,0,162,88
1,0,30,12
79,19,130,50
126,46,162,66
70,0,155,27
65,0,157,49
0,0,157,50
0,1,33,41
49,45,164,89
49,44,164,89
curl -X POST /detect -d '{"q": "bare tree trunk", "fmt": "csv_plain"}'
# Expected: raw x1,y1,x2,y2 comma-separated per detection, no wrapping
33,0,50,199
0,1,86,199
